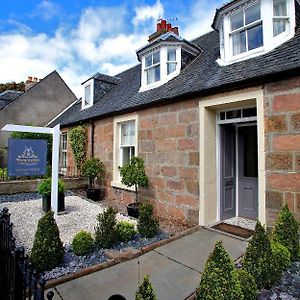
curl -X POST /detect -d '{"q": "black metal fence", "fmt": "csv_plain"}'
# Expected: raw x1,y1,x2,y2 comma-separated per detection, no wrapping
0,208,53,300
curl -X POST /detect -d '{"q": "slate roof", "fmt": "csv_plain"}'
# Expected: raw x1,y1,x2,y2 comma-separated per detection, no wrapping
53,23,300,128
0,90,23,110
82,72,121,85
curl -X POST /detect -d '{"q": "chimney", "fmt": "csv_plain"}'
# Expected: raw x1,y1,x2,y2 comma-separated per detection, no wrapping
25,76,41,91
148,19,179,42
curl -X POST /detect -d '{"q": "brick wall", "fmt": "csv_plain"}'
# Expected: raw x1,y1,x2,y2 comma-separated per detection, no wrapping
64,100,199,226
264,76,300,226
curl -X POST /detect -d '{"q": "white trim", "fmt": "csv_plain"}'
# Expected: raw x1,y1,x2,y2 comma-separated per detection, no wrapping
82,79,94,109
112,114,139,190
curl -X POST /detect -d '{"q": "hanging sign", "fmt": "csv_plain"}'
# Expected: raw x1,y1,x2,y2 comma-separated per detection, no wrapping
8,139,47,176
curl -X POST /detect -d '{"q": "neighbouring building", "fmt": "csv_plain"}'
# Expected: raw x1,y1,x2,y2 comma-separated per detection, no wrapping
0,71,77,167
51,0,300,228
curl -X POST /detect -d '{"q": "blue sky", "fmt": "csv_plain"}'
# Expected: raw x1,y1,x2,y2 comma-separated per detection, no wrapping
0,0,223,95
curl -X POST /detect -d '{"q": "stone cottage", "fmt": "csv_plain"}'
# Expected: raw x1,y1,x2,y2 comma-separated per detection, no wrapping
51,0,300,229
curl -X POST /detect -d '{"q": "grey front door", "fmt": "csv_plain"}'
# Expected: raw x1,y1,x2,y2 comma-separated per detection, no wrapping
238,125,258,219
220,124,236,220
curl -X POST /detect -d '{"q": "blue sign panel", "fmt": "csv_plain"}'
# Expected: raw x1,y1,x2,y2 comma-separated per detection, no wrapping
8,139,48,177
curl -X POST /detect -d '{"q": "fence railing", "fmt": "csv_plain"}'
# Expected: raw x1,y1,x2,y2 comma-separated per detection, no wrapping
0,208,54,300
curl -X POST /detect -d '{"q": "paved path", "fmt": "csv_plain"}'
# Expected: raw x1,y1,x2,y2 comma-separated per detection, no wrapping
47,228,247,300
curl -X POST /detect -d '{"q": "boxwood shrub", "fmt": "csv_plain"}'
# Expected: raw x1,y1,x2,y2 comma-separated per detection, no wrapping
72,230,94,256
135,275,157,300
237,269,257,300
95,207,117,248
116,221,137,242
272,204,299,262
196,241,242,300
30,210,64,272
243,221,273,289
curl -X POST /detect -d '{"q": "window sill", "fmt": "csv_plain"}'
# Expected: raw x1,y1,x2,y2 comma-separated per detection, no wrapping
111,181,135,192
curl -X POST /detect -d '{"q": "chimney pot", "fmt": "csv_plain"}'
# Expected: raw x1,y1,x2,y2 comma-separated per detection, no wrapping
166,23,172,31
172,26,179,35
161,19,167,30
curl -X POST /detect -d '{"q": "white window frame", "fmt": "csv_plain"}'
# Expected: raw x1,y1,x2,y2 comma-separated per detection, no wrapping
82,79,94,109
144,51,161,85
112,114,138,190
140,45,181,92
60,132,68,175
218,0,295,65
167,48,177,75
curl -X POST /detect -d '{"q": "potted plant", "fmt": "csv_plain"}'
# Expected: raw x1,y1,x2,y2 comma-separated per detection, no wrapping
37,177,66,212
119,156,149,218
82,158,104,201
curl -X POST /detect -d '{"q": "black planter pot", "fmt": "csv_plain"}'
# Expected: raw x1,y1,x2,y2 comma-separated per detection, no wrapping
86,188,101,201
127,203,140,218
42,193,65,213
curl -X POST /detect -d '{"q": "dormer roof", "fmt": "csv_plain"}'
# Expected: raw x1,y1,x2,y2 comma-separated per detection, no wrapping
81,72,121,85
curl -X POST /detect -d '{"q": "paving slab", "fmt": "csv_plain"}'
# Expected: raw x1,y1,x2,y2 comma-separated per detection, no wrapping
155,228,247,272
48,229,248,300
51,251,200,300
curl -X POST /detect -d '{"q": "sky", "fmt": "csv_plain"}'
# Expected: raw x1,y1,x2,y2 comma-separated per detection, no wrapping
0,0,224,96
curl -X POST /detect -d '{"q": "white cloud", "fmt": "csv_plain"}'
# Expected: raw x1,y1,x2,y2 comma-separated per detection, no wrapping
33,0,60,20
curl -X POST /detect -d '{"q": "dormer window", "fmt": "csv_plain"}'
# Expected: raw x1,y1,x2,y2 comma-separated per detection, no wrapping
145,51,160,85
214,0,296,65
230,2,263,56
82,79,94,109
273,0,289,36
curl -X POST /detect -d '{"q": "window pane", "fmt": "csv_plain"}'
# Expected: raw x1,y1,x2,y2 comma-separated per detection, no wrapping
146,68,155,84
167,63,176,75
226,110,241,119
273,19,287,36
121,121,135,146
232,30,246,55
273,0,287,16
122,147,130,166
243,107,257,117
84,85,91,104
220,112,226,120
231,11,244,30
245,3,261,25
248,24,263,50
154,65,160,82
167,49,176,61
145,55,152,67
153,51,160,64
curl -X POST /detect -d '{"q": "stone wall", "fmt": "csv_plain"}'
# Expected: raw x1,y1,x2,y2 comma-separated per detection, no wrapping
264,76,300,226
65,100,199,226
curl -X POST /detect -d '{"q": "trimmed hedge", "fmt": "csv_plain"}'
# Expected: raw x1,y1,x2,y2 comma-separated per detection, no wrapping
72,230,94,256
243,221,273,289
272,204,299,262
196,241,242,300
135,275,157,300
30,210,64,272
95,207,117,248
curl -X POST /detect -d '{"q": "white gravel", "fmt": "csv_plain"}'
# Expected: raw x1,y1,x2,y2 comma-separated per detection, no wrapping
223,216,257,231
0,195,136,253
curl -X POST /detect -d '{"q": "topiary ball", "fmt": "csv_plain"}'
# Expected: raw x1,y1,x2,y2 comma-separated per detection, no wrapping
72,230,94,256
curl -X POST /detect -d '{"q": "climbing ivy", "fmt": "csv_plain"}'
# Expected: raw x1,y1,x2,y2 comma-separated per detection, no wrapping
70,125,87,172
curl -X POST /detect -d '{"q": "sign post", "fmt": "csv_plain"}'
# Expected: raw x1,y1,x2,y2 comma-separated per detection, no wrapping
1,124,61,218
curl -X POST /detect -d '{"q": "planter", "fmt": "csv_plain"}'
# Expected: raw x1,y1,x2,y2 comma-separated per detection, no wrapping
86,188,101,201
42,193,65,213
127,203,140,218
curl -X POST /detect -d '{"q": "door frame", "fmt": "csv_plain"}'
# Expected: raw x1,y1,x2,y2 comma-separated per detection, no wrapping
216,109,257,221
199,88,265,226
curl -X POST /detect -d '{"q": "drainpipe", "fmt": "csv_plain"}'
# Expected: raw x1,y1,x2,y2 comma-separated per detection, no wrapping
90,121,95,158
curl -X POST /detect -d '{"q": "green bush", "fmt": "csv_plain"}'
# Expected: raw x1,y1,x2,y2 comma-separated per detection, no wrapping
37,177,65,196
271,241,291,283
70,125,87,171
116,221,137,242
137,200,159,238
72,230,94,256
243,221,273,289
237,269,257,300
82,158,104,188
95,207,117,248
135,275,157,300
272,204,299,261
30,210,64,272
196,241,242,300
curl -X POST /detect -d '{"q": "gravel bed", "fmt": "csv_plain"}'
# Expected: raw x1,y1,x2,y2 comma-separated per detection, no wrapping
0,195,137,253
258,262,300,299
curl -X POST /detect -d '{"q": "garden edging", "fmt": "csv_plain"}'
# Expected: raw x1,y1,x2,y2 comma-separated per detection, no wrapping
45,225,200,289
